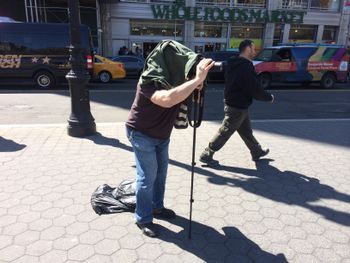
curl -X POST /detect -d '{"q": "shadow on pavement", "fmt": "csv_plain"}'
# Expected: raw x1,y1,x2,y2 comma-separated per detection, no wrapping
252,121,350,149
85,132,350,226
85,133,120,147
156,215,288,263
0,137,26,152
202,159,350,227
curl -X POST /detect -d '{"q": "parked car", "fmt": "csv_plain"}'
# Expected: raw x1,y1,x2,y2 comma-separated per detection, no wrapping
109,55,144,77
254,44,349,89
203,50,239,81
0,22,94,88
93,55,126,83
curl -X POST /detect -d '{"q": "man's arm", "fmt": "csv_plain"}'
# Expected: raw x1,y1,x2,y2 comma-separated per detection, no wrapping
150,58,214,108
243,64,273,102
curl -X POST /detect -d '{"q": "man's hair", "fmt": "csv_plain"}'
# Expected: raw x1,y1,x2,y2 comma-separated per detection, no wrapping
239,39,254,53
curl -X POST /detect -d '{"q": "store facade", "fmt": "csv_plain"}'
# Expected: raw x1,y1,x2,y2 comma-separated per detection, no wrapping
100,0,350,57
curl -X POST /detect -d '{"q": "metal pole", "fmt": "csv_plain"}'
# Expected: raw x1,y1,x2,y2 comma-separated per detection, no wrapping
24,0,29,22
29,0,34,22
34,0,39,22
188,90,199,239
66,0,96,137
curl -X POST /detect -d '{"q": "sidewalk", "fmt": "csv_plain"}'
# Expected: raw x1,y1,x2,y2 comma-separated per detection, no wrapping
0,120,349,263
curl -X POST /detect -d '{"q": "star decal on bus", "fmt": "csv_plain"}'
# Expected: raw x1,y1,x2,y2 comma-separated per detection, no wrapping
31,57,39,63
42,56,51,64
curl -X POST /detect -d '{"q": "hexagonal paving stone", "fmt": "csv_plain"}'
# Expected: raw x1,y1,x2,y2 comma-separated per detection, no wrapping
104,225,128,240
53,214,76,227
67,244,94,261
0,235,13,249
288,238,314,254
40,249,67,263
40,226,65,241
265,230,289,244
79,229,105,245
14,230,40,246
29,218,52,231
41,208,63,219
3,222,28,236
0,215,17,227
323,229,349,243
136,243,163,261
262,218,284,230
0,244,25,261
66,222,89,235
294,254,320,263
53,237,79,250
26,240,53,256
31,201,52,212
119,234,144,249
89,217,114,231
85,254,112,263
243,222,267,235
12,255,39,263
94,238,120,255
111,249,138,263
8,205,30,216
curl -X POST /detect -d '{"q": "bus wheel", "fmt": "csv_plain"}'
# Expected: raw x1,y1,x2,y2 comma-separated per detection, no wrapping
99,71,112,83
34,71,55,89
258,73,271,89
320,73,336,89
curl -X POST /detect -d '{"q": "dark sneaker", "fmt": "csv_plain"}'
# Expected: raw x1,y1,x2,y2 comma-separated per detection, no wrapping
153,207,176,220
136,222,158,238
252,149,270,162
199,153,220,167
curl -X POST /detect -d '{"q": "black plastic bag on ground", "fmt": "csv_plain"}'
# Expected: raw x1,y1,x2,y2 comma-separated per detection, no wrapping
91,179,136,215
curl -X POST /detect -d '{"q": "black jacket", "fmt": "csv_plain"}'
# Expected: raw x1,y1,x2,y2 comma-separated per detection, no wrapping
224,56,272,109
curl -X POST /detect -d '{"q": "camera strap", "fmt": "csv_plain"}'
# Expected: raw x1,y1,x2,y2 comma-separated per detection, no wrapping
187,89,205,128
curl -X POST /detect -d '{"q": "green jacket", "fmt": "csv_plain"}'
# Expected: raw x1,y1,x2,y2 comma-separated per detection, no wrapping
139,40,200,89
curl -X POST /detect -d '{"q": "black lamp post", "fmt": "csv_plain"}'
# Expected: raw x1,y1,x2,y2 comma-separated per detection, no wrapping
66,0,96,137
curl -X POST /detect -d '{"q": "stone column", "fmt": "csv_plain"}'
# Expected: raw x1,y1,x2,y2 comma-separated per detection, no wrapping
282,24,291,43
337,8,350,45
316,25,324,43
184,0,195,49
264,23,275,47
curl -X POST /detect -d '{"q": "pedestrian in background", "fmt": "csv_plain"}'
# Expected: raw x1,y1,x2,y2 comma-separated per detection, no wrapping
199,39,274,167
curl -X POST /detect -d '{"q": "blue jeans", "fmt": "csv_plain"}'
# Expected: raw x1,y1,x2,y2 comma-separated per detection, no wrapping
126,126,170,224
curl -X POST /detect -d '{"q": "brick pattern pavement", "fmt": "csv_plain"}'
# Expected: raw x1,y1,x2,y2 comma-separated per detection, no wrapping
0,121,349,263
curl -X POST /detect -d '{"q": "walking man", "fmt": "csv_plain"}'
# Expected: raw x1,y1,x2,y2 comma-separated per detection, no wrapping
126,40,214,237
199,39,274,167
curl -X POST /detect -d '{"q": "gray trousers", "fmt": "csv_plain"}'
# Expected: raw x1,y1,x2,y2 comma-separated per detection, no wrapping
208,105,263,157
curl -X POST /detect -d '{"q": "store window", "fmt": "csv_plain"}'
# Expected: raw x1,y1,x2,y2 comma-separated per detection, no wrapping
322,26,338,44
194,22,227,38
130,20,183,37
233,0,266,7
230,23,264,51
281,0,340,11
281,0,308,9
196,0,230,6
310,0,340,11
289,25,316,43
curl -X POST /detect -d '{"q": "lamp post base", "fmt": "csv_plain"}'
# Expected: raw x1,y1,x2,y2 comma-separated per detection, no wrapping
67,120,96,137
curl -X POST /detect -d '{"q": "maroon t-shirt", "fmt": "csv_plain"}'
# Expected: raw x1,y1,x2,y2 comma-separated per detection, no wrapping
126,83,180,140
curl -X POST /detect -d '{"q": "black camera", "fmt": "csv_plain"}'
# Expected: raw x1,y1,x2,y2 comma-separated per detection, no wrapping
197,55,223,72
211,61,223,72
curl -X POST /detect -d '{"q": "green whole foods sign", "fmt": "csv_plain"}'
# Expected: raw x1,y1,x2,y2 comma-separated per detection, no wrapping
151,5,305,23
